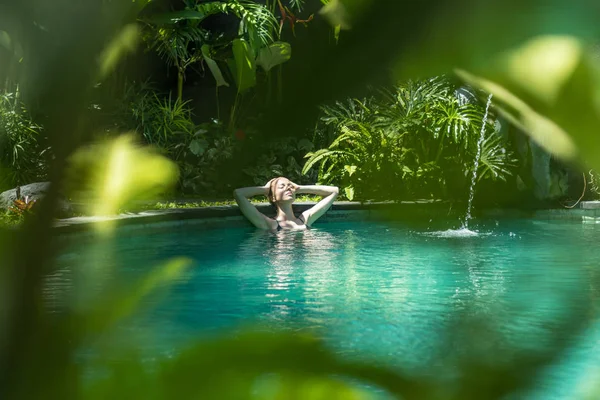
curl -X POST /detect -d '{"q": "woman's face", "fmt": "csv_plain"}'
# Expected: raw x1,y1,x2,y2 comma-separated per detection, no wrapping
272,178,296,204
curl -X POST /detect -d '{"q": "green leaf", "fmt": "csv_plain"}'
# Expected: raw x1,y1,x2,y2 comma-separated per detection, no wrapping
229,39,256,93
319,0,351,30
189,139,208,156
344,165,357,176
256,42,292,72
201,45,229,87
98,24,140,79
142,9,217,25
0,30,24,61
344,185,354,201
302,149,351,175
0,30,12,51
455,69,578,162
297,138,314,152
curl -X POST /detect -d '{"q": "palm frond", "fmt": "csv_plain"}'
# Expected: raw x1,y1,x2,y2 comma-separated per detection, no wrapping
477,133,518,182
149,24,206,68
302,149,354,175
229,0,279,50
288,0,305,12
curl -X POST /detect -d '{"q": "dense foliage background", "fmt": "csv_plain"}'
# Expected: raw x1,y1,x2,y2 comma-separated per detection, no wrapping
0,0,552,209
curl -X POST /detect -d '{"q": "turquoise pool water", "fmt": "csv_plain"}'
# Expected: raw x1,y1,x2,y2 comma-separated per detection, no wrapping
51,217,600,398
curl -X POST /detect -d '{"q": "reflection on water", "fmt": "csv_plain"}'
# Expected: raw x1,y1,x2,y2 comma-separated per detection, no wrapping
50,219,600,398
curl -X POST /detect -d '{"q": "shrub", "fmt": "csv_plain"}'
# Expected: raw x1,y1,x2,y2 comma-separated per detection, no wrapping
0,92,49,191
304,77,518,201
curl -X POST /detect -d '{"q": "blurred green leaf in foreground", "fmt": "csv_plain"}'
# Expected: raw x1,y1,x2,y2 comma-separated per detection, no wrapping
2,0,600,399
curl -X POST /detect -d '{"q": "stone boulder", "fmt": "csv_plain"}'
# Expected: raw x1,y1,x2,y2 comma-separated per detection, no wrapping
0,182,73,217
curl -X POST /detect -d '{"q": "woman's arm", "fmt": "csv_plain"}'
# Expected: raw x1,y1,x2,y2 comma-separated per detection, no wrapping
296,185,339,226
234,183,275,230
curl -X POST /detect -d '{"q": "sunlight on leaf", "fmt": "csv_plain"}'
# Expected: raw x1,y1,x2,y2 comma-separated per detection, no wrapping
0,30,11,51
98,23,140,79
344,185,354,201
201,45,229,87
455,69,578,161
390,2,600,86
344,165,357,176
230,39,257,93
0,30,23,60
498,35,583,104
319,0,351,30
66,134,179,223
256,42,292,73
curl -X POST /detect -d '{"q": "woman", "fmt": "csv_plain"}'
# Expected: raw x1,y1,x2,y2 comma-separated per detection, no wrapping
234,177,339,230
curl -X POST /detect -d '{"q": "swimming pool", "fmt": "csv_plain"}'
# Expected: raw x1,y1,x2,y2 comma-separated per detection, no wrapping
51,216,600,398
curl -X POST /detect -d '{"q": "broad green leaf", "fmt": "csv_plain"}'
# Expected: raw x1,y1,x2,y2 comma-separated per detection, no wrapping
189,139,208,156
454,69,578,164
319,0,351,30
298,138,314,152
229,39,256,93
0,30,23,61
66,134,179,222
344,165,357,176
334,24,341,43
0,30,12,51
344,185,354,201
256,42,292,72
496,35,582,104
201,45,229,87
392,1,600,83
452,33,600,173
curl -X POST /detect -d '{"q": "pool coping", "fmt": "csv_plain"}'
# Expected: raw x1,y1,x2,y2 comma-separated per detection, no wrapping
52,200,600,234
53,200,452,233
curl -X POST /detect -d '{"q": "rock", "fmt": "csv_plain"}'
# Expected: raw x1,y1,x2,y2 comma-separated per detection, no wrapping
0,182,73,217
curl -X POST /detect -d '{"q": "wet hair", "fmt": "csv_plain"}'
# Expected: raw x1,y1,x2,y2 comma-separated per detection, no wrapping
268,177,286,207
267,176,281,207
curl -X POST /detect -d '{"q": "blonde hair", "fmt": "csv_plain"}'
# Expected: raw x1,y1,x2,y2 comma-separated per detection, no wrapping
268,177,286,206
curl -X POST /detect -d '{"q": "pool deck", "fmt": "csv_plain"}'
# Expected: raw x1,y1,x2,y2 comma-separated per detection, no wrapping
52,200,600,233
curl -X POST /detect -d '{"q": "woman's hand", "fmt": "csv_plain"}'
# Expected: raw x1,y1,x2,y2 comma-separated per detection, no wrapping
264,178,275,189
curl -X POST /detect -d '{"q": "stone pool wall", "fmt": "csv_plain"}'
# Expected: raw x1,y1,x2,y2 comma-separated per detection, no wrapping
53,200,600,235
54,200,454,234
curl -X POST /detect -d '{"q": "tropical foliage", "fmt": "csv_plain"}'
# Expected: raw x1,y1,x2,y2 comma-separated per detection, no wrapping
242,135,315,185
304,78,518,201
140,0,297,101
4,0,600,399
0,92,49,191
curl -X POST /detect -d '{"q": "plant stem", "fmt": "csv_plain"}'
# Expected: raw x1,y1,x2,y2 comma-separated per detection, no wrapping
229,92,240,131
177,69,184,102
216,86,220,121
277,65,283,104
434,131,445,163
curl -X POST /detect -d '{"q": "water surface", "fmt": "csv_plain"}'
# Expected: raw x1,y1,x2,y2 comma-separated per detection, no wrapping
52,217,600,398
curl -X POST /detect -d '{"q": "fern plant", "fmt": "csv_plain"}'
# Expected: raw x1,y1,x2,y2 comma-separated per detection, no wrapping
304,120,402,200
477,130,518,182
304,77,518,201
